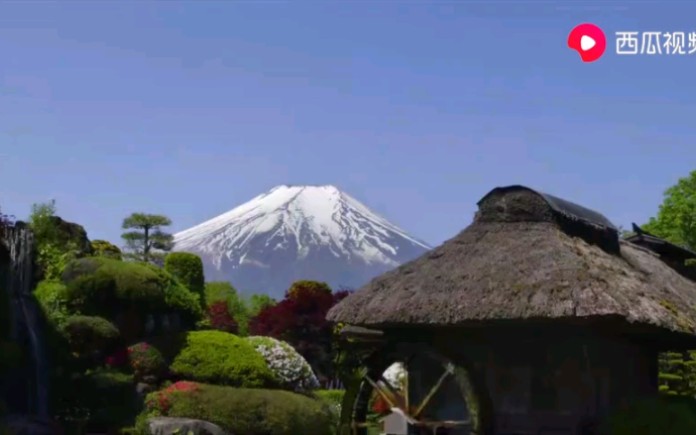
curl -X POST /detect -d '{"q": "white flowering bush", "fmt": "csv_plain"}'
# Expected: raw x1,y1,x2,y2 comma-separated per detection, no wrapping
246,336,320,392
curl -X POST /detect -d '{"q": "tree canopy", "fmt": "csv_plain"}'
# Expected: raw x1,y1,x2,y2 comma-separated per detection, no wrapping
121,212,174,263
643,170,696,251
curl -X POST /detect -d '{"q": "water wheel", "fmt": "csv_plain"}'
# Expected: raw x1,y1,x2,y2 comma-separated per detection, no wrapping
345,343,484,435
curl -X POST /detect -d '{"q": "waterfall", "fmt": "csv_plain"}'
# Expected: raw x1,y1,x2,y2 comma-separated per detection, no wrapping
1,224,48,418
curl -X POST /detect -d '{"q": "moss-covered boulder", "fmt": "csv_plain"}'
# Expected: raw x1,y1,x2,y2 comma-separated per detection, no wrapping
170,331,275,388
142,383,334,435
48,216,93,257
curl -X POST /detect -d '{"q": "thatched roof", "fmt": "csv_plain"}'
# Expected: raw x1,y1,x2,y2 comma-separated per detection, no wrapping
327,185,696,338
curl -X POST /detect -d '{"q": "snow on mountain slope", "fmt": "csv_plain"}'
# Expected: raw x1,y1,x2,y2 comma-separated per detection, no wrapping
173,185,431,298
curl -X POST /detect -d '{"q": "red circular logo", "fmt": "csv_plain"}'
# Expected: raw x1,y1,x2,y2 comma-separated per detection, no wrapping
568,23,606,63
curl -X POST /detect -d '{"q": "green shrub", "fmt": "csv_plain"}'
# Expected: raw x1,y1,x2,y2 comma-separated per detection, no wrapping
61,315,120,355
143,383,334,435
91,239,122,260
55,368,139,433
164,252,205,303
602,396,696,435
128,342,166,380
34,280,71,325
170,330,275,388
315,389,345,432
61,257,202,320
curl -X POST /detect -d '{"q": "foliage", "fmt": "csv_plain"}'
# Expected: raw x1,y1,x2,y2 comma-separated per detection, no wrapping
315,389,345,431
658,351,696,396
62,257,202,321
61,315,120,355
247,293,276,317
55,368,139,433
145,380,200,413
127,342,167,380
29,200,88,280
164,252,205,304
0,204,14,228
121,212,173,263
246,335,320,392
170,330,275,388
207,300,238,333
204,281,274,336
287,280,332,299
142,383,334,435
90,239,122,260
601,397,696,435
643,170,696,251
249,281,352,379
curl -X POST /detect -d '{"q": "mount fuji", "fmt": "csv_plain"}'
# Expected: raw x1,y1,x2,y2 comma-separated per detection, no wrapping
173,185,431,298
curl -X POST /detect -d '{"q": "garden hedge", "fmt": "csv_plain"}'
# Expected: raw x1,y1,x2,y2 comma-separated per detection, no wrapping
142,383,334,435
170,330,275,388
601,396,696,435
61,315,120,355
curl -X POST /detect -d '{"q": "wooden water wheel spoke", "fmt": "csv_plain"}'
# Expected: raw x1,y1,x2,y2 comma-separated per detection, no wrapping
412,362,455,418
365,375,399,409
348,345,478,435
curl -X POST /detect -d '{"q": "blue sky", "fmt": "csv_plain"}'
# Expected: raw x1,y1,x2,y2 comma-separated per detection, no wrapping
1,1,695,247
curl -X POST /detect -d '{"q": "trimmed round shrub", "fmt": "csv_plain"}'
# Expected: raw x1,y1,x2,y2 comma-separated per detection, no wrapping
246,335,319,392
164,252,205,302
61,315,120,355
127,342,166,380
90,239,122,260
61,257,202,321
143,383,334,435
315,389,345,431
170,330,275,388
602,397,696,435
56,368,139,433
287,280,332,299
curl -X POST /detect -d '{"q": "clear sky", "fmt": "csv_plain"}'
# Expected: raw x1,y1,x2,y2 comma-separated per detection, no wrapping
1,1,695,247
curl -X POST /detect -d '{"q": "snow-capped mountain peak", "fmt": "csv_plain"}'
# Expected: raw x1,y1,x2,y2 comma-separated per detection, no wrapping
173,185,430,296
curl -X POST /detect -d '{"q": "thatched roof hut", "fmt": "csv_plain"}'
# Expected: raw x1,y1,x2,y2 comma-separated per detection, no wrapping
328,185,696,345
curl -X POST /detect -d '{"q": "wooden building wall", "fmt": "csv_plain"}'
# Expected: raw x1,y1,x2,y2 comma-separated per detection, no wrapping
424,326,659,435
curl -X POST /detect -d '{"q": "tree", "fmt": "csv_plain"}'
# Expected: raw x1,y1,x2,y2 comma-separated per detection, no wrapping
246,294,276,317
248,280,351,380
643,170,696,251
121,213,173,263
29,200,83,280
207,300,238,333
164,252,205,306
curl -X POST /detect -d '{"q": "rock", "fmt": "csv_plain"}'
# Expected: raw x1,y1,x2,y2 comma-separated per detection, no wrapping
136,382,155,397
147,417,229,435
48,215,93,256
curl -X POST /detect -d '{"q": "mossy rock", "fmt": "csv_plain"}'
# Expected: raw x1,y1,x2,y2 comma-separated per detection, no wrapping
170,330,275,388
143,383,334,435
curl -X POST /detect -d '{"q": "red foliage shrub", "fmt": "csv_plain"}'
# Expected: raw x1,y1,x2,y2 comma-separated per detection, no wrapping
207,300,238,333
248,281,353,379
105,347,129,367
146,380,200,413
